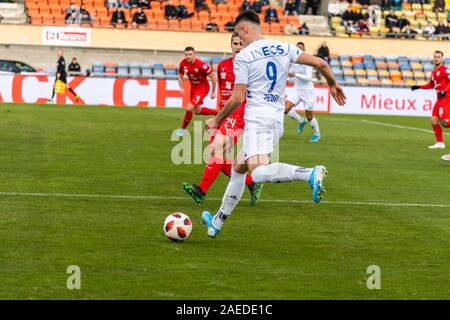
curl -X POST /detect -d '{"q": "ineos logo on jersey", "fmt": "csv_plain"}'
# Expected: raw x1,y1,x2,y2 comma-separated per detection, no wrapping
250,45,285,60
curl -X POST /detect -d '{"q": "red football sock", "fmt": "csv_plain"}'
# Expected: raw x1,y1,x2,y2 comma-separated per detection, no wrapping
181,111,193,129
433,125,444,142
221,161,253,186
198,156,223,193
198,107,218,116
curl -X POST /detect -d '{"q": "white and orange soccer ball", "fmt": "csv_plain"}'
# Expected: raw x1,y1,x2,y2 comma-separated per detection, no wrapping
163,212,192,242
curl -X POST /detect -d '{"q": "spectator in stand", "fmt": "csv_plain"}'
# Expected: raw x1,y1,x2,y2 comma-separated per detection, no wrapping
303,0,319,15
328,0,340,17
397,13,410,30
299,22,310,34
317,42,330,64
205,17,219,31
177,0,195,19
391,0,402,10
120,0,131,9
284,0,298,17
195,0,210,12
347,21,358,33
339,0,350,16
213,0,227,5
68,57,81,75
370,0,382,9
66,11,80,25
381,0,392,11
423,20,436,37
385,9,399,32
107,0,119,9
138,0,150,8
342,7,355,28
224,20,235,31
132,7,148,27
284,20,299,34
129,0,139,8
111,7,128,28
358,0,370,8
435,20,448,40
353,8,364,22
251,0,264,14
65,2,79,20
165,0,178,19
434,0,446,13
401,25,417,39
240,0,251,12
365,6,377,27
356,17,370,35
349,0,361,12
265,4,280,23
79,4,93,26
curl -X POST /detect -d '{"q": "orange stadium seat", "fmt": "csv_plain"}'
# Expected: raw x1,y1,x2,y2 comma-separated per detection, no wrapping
157,19,169,30
179,19,191,30
220,12,232,22
261,23,270,34
216,3,227,13
153,10,165,20
197,10,209,21
42,15,54,25
167,19,180,30
191,20,203,31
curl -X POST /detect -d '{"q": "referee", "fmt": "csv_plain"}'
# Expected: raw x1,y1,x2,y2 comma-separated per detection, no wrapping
48,49,79,103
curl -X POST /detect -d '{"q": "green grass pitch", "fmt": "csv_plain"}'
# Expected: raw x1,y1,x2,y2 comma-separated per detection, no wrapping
0,103,449,299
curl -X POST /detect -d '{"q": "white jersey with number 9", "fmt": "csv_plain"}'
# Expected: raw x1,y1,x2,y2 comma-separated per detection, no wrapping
233,39,303,124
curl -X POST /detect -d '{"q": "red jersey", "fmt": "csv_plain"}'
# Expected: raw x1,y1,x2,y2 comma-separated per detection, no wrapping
217,57,245,120
420,64,450,99
179,58,212,89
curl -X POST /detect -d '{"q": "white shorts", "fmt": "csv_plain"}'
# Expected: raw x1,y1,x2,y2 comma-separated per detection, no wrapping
243,117,284,160
286,89,314,111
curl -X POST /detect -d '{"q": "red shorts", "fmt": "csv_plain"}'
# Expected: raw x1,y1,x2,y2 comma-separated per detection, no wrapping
209,116,245,145
432,98,450,120
190,85,210,107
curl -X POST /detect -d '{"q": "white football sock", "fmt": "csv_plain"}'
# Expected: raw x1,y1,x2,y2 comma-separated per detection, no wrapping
308,117,320,135
287,109,304,123
251,163,313,183
212,169,246,230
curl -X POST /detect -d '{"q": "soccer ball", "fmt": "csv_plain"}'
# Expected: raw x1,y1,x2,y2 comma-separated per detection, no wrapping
163,212,192,242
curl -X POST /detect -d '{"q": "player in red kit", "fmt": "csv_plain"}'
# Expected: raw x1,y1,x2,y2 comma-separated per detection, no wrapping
182,34,264,205
176,46,218,137
411,50,450,151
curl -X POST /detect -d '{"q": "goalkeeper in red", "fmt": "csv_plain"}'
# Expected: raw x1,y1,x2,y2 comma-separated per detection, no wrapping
411,50,450,154
182,34,264,205
176,46,218,137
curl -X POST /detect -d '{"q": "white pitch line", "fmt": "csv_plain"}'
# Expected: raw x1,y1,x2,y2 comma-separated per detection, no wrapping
0,191,449,208
360,119,450,136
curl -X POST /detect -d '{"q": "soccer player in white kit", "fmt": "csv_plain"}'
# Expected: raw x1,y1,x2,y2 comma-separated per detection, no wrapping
202,10,346,238
285,42,321,142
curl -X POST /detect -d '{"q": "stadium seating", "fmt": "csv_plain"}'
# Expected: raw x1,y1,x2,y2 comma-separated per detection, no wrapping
330,1,450,39
84,53,432,88
23,0,299,35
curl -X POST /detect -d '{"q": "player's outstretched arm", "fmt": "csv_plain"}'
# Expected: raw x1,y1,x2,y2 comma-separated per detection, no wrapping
208,72,217,99
296,53,346,106
205,84,247,131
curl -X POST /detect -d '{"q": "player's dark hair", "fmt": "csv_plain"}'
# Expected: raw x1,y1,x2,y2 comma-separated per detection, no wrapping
296,41,305,47
235,10,260,25
435,50,444,56
184,46,195,52
231,32,240,43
